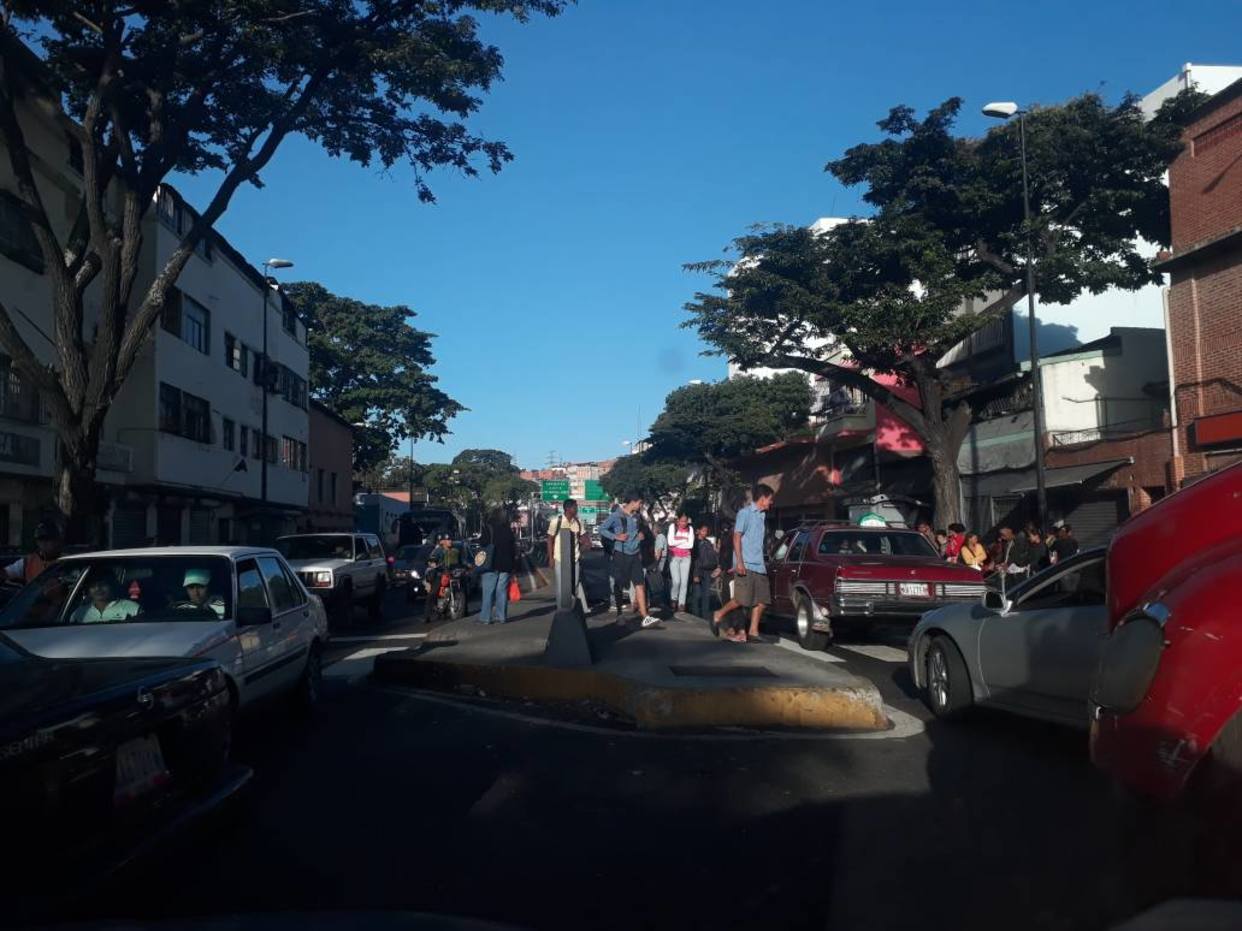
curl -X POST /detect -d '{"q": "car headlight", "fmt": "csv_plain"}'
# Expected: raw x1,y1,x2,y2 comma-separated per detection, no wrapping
312,571,333,586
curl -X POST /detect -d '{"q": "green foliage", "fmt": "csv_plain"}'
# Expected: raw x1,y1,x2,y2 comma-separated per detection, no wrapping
482,474,539,507
288,282,463,475
452,449,518,475
599,455,689,506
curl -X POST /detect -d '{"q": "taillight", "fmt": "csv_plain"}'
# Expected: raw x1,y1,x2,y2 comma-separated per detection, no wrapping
1091,601,1169,714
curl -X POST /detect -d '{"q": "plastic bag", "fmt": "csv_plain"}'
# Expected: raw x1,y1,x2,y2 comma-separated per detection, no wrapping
508,577,522,603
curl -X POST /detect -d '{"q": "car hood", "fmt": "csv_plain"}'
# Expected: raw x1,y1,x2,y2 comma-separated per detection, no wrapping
6,619,235,660
284,557,352,572
834,556,985,582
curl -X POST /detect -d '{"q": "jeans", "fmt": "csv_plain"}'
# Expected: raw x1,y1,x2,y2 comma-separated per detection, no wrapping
668,555,691,608
479,571,511,623
688,576,714,619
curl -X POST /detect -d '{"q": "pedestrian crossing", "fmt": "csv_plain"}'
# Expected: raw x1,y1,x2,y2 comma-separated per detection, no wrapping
776,637,909,665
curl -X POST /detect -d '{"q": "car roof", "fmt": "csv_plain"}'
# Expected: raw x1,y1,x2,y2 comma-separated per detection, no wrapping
797,523,918,533
59,546,280,560
277,532,363,539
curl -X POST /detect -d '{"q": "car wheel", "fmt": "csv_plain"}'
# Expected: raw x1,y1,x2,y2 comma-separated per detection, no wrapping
925,636,972,719
795,594,830,651
451,588,466,620
292,643,323,714
368,577,386,619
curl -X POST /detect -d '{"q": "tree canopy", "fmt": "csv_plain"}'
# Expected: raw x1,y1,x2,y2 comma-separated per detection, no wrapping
289,282,462,475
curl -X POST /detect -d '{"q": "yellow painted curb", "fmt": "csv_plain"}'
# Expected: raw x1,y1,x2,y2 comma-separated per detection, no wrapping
373,654,888,732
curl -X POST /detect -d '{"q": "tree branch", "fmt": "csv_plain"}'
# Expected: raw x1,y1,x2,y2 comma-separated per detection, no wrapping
769,352,928,436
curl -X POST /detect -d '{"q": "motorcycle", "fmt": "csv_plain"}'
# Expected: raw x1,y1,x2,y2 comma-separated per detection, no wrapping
423,560,468,622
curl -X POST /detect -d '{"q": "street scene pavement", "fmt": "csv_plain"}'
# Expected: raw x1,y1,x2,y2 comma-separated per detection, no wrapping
62,554,1209,931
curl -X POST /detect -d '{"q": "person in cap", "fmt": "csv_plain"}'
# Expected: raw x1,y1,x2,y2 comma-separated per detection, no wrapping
4,519,64,584
71,575,141,624
177,568,225,618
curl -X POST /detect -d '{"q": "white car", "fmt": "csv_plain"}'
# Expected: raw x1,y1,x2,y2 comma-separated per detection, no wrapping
0,546,329,712
276,532,389,619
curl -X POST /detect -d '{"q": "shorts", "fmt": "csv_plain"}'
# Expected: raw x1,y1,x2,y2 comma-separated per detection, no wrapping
733,570,771,607
610,551,646,588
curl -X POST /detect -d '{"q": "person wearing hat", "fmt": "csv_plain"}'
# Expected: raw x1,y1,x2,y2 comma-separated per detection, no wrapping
71,575,141,624
177,568,225,618
4,519,64,584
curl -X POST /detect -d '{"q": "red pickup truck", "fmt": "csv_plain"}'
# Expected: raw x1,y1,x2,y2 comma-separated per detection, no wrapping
769,523,988,649
1090,461,1242,805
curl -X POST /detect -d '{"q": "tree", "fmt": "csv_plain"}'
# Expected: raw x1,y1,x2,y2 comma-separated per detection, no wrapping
686,92,1198,524
289,282,462,475
452,449,518,475
482,474,538,508
354,454,418,493
598,454,690,514
0,1,566,539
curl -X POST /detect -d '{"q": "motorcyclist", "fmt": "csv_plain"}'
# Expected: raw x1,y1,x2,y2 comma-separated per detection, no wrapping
4,520,64,584
423,535,461,620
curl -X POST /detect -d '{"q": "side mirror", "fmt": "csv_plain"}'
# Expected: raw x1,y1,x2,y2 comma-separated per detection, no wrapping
237,605,272,626
983,590,1011,615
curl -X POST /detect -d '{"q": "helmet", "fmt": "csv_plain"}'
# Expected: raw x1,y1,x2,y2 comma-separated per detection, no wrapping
34,520,61,541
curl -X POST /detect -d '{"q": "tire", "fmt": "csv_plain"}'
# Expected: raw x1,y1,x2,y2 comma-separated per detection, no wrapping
450,586,465,620
925,636,973,719
291,642,322,715
794,593,830,651
368,577,386,619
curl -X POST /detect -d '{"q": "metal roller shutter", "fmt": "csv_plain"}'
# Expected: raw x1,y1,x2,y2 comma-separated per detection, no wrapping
1063,493,1128,548
188,508,212,544
112,504,147,548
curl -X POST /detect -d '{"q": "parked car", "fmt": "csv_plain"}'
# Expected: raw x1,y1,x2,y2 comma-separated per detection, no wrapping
0,632,250,916
276,532,389,619
1090,461,1242,804
769,523,988,649
0,546,329,713
907,548,1108,724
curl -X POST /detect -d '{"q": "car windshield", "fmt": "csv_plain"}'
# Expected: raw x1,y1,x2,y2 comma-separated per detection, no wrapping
276,536,354,560
396,544,434,563
0,556,235,628
819,531,937,558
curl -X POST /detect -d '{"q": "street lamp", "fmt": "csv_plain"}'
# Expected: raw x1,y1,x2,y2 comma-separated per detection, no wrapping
259,258,294,521
982,101,1048,527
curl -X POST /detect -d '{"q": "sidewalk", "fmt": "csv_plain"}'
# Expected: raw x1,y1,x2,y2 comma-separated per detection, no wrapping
372,590,888,732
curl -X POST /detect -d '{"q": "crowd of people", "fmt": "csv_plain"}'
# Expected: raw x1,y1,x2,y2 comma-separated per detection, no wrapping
914,519,1080,583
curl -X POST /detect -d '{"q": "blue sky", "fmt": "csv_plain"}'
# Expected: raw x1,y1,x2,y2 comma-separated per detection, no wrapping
170,0,1242,470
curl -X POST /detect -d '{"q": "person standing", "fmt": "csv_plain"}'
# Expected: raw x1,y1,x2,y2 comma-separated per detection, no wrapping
5,520,64,584
478,507,517,624
916,520,936,551
666,513,694,614
598,493,658,628
1051,523,1080,565
960,531,989,570
546,499,589,614
944,523,966,562
713,484,775,643
688,523,720,619
649,518,669,610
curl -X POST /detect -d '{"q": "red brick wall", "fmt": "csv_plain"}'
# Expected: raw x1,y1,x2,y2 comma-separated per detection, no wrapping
1169,87,1242,250
1046,430,1172,513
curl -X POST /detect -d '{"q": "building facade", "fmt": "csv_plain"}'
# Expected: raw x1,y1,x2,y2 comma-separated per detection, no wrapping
304,400,353,532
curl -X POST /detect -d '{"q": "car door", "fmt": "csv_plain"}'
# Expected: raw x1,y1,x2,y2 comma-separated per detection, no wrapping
235,558,278,703
366,535,387,589
257,555,310,694
770,530,809,615
976,555,1109,723
353,535,375,595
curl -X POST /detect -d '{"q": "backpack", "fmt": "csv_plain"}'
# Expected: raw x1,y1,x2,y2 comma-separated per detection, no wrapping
601,511,618,555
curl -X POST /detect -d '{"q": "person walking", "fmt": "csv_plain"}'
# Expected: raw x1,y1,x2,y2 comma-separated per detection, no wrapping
547,498,589,614
598,493,658,628
960,531,989,570
688,523,720,619
666,513,694,614
712,484,776,643
478,507,517,624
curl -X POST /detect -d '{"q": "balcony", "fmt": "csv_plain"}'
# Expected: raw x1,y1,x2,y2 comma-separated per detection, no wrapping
814,400,875,441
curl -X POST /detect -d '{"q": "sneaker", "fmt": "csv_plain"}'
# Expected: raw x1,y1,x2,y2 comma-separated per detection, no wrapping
640,615,660,629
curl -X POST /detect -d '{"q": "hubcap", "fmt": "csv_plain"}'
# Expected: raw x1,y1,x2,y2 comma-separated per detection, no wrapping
797,603,810,638
928,648,949,709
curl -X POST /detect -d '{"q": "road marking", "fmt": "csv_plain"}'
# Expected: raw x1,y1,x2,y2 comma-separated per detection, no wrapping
774,637,845,663
324,646,411,680
371,685,925,742
831,643,909,663
329,633,429,644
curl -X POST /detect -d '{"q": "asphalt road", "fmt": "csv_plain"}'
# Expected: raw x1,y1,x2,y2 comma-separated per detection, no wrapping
66,567,1228,931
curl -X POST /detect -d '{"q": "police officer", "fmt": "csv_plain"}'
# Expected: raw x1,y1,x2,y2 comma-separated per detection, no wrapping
4,520,64,584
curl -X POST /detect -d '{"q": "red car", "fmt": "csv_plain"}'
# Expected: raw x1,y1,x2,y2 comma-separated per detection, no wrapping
1090,461,1242,803
769,523,988,649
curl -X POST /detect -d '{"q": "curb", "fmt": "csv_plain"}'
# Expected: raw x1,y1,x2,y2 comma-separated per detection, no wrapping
372,652,889,732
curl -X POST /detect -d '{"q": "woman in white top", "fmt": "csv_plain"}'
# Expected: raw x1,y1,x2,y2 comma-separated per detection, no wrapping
666,513,695,613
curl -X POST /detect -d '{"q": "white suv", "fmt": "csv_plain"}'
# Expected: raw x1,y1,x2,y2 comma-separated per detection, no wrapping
0,547,330,712
276,533,389,620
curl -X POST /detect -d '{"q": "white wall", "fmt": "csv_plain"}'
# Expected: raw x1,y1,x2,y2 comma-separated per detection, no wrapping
1039,328,1167,435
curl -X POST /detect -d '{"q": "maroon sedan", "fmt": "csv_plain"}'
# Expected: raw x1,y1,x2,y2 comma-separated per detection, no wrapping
770,524,987,649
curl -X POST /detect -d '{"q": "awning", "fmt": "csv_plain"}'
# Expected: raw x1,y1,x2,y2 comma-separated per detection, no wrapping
1011,459,1130,493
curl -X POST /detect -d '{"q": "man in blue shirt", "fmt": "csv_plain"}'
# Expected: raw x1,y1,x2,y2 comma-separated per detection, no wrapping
598,492,659,629
713,484,776,642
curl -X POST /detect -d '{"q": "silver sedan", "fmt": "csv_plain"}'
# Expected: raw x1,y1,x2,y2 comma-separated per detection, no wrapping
907,549,1108,728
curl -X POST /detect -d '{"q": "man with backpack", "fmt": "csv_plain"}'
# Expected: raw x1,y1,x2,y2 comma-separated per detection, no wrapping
546,499,589,614
598,493,658,628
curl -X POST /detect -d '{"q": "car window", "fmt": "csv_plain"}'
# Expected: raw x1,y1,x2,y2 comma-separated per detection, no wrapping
258,556,298,612
280,561,307,606
237,559,269,609
354,537,369,560
819,531,936,557
276,536,353,560
1,557,234,627
788,530,810,563
1016,557,1106,612
771,536,792,562
367,537,384,559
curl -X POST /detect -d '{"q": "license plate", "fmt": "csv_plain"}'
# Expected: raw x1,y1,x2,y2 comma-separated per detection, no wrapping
900,582,930,598
114,735,170,806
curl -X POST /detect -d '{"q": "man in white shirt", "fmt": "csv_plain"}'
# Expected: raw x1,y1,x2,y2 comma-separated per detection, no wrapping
71,577,142,624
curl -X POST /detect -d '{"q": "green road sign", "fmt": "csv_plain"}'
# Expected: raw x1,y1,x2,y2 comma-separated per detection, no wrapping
583,479,605,500
541,479,570,501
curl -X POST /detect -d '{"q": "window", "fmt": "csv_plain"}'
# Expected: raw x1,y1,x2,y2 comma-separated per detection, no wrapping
281,435,297,469
317,468,325,503
222,418,235,451
158,382,211,443
237,559,269,610
366,536,384,560
239,425,248,457
225,333,248,376
0,356,41,423
282,370,308,409
787,531,810,564
1016,558,1107,612
163,290,210,354
0,191,45,273
281,299,297,336
159,382,181,433
264,433,277,464
258,556,297,612
819,531,937,558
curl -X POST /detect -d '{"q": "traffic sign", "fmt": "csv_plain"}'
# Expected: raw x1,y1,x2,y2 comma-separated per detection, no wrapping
541,479,570,501
580,506,599,524
583,479,606,500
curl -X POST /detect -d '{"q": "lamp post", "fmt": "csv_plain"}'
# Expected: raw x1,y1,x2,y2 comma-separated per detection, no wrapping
982,101,1048,526
259,258,294,520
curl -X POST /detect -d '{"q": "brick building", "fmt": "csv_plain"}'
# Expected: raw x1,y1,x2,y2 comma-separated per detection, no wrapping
1155,78,1242,485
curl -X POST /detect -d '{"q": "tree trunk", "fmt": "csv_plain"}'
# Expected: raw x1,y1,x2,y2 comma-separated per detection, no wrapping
55,422,104,545
925,438,963,528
